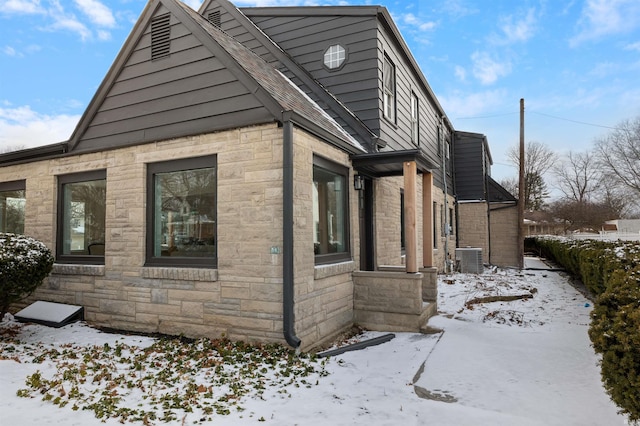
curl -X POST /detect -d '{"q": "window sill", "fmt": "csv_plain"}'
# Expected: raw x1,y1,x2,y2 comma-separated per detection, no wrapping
141,267,218,282
314,260,355,280
52,264,105,276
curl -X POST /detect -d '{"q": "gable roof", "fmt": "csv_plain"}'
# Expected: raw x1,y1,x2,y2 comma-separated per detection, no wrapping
65,0,363,155
239,3,453,134
488,176,517,203
199,0,378,151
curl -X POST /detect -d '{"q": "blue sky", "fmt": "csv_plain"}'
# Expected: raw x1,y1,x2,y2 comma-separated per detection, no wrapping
1,0,639,184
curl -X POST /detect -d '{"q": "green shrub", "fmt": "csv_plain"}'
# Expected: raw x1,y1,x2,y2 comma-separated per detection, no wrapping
530,236,640,422
0,233,54,319
589,268,640,422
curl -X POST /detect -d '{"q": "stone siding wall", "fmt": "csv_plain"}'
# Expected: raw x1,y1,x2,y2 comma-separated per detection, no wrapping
5,124,291,344
456,201,519,268
489,203,519,267
456,202,489,259
291,129,358,349
374,175,454,272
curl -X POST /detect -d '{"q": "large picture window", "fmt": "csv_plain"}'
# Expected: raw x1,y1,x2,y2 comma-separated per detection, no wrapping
313,156,350,264
57,171,106,263
0,180,26,234
146,156,217,268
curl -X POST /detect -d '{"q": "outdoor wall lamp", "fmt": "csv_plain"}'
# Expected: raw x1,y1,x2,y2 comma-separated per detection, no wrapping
354,174,364,191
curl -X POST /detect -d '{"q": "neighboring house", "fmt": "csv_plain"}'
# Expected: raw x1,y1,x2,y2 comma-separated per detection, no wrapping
453,131,519,268
524,210,564,236
0,0,503,349
602,219,640,235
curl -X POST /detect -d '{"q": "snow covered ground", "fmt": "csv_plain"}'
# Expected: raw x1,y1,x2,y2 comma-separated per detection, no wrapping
0,257,628,425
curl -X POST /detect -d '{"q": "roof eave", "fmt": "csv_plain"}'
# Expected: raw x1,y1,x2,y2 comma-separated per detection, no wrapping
0,142,68,166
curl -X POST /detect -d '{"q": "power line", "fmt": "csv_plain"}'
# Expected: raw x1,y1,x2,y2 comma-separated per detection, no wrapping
528,111,622,130
455,111,518,120
454,109,624,131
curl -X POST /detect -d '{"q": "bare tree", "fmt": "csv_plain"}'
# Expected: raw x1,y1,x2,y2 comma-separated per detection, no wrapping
552,151,599,203
499,176,518,197
506,141,557,210
549,198,622,232
0,144,26,154
594,117,640,194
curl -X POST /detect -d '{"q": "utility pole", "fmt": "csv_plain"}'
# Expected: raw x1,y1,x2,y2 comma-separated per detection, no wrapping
518,98,525,269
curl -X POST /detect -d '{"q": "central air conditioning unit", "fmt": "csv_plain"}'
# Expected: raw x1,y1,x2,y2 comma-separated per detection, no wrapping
455,248,483,274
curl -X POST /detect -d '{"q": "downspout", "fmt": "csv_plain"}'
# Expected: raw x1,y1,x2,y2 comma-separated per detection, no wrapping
282,117,301,349
483,146,492,265
440,118,450,273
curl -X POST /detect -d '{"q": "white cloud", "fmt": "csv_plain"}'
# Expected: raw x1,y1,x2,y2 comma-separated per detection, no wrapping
0,105,79,150
497,8,537,44
439,0,478,20
47,14,91,41
2,46,19,56
471,51,511,85
73,0,115,27
625,41,640,51
454,65,466,81
439,89,509,120
0,0,42,14
401,13,437,32
570,0,640,46
588,61,618,78
96,29,110,41
43,0,91,41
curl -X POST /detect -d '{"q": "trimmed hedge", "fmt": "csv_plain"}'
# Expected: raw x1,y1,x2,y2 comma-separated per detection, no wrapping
0,233,54,319
589,268,640,422
528,236,640,422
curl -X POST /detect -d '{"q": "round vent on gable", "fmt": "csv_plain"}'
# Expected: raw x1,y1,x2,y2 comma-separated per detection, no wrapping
323,44,347,70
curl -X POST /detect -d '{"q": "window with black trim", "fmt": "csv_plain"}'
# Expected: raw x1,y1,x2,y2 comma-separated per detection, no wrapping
383,54,396,122
313,156,350,264
323,44,346,70
433,202,438,249
57,170,106,263
0,180,25,234
449,207,455,236
146,156,217,268
410,91,419,143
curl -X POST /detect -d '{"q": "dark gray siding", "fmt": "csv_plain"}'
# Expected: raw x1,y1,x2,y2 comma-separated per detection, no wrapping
241,7,453,192
453,131,486,200
73,5,273,152
200,1,281,67
244,12,381,139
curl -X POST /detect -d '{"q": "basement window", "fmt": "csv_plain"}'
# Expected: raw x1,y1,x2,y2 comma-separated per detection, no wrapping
151,13,171,61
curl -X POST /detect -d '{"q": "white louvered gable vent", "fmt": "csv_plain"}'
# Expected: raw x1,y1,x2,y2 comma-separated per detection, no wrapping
208,10,221,28
151,13,171,61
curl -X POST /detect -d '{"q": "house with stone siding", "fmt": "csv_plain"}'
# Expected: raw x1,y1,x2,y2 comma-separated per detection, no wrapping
453,131,519,268
0,0,515,350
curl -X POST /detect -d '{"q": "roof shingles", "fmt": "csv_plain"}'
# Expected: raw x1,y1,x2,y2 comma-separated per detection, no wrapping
177,1,365,152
